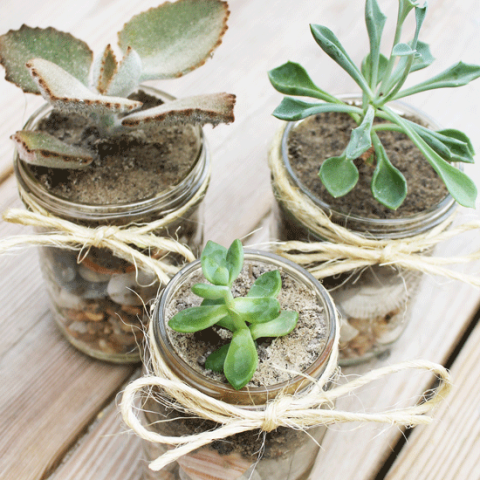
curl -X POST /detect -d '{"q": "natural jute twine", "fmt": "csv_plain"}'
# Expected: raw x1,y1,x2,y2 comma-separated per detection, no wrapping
121,311,452,472
0,163,211,284
269,124,480,285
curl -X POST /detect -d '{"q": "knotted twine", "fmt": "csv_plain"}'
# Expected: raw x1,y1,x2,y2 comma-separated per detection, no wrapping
0,162,210,283
269,124,480,285
120,309,452,472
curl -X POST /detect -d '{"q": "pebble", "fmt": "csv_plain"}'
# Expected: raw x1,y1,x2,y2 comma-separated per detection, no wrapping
78,263,112,283
107,272,146,306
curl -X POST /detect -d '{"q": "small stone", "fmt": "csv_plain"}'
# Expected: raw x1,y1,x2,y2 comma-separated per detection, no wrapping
78,263,112,283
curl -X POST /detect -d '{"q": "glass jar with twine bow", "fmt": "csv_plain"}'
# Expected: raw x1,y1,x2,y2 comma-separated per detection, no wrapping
120,248,452,480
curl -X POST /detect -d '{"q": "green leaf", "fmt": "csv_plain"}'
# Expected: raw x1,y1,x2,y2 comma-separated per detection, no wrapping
437,129,475,156
319,154,359,198
118,0,229,81
361,53,388,86
233,297,281,324
192,283,230,300
395,62,480,99
26,58,142,116
272,97,362,121
386,107,477,208
205,344,229,372
410,40,435,72
224,328,258,390
310,24,372,96
122,93,236,129
371,134,407,209
365,0,387,88
216,316,235,331
226,239,244,285
345,105,375,159
200,240,229,285
11,130,93,169
392,43,415,56
268,61,338,102
250,311,299,341
168,304,228,333
105,47,142,97
0,25,93,94
247,270,282,298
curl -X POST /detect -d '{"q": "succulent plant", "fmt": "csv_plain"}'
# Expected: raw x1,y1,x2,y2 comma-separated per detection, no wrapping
269,0,479,210
168,240,299,390
0,0,235,169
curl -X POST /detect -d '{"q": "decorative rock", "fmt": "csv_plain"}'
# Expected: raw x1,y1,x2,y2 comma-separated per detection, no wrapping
340,318,360,343
56,288,85,309
107,272,145,306
78,263,112,283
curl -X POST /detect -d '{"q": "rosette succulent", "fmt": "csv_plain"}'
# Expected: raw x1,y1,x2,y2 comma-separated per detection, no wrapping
0,0,235,169
169,240,299,390
269,0,479,210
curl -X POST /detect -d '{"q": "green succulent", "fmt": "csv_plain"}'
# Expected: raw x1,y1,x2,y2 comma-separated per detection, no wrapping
168,240,299,390
0,0,235,169
269,0,479,210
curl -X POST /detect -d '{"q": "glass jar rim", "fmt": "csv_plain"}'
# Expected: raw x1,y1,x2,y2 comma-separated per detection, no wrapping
152,250,337,406
14,86,209,221
280,94,458,239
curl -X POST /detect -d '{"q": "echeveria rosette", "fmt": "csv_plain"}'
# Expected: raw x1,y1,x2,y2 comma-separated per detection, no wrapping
0,0,235,170
268,0,479,210
168,240,299,390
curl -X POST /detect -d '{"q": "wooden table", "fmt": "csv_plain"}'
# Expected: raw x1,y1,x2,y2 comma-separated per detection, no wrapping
1,1,479,479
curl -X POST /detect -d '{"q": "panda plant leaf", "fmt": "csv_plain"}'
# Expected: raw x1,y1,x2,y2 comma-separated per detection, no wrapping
168,240,299,390
268,0,479,210
0,0,235,169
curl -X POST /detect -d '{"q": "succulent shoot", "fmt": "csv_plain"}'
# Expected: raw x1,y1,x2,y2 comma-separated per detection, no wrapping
168,240,299,390
269,0,479,210
0,0,235,170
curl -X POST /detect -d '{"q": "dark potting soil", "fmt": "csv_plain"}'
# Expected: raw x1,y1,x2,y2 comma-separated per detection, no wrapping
287,111,449,219
26,90,201,205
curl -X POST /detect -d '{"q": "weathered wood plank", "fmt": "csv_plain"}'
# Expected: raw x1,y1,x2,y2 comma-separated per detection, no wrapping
385,316,480,480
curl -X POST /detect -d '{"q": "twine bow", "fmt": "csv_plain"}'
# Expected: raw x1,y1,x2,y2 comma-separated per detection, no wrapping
121,315,452,472
0,168,210,283
269,124,480,286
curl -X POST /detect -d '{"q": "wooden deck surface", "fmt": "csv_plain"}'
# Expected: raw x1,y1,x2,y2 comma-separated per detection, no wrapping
1,1,480,479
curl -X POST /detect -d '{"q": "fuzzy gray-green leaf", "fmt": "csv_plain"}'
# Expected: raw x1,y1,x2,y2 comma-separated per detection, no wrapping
92,44,118,94
0,25,93,94
105,47,142,97
168,304,228,333
250,311,299,341
121,93,235,129
361,53,388,86
268,61,337,102
118,0,229,81
11,130,93,169
272,97,362,121
247,270,282,299
224,328,258,390
319,154,359,198
345,105,375,160
392,43,415,56
365,0,386,88
233,297,281,324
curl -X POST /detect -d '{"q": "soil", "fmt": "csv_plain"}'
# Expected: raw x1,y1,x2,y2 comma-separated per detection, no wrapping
287,111,448,219
26,90,202,205
166,261,328,387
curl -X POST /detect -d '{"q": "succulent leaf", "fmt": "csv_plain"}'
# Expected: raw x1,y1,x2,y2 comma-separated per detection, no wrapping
233,297,281,324
26,58,142,116
205,344,229,372
272,97,362,121
345,105,375,160
201,240,229,285
168,304,228,333
11,130,93,169
122,93,235,128
247,270,282,299
361,53,388,86
437,128,475,156
192,283,230,301
365,0,387,87
92,44,118,94
250,311,299,341
392,43,415,56
225,239,243,285
118,0,229,80
105,47,142,97
224,328,258,390
268,61,337,102
0,25,93,94
319,154,359,198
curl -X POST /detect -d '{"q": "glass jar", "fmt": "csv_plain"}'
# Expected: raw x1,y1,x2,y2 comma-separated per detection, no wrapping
271,96,457,366
142,251,337,480
13,86,210,363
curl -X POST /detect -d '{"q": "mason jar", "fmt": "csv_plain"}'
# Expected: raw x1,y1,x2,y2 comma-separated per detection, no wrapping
270,96,457,366
142,250,337,480
13,86,210,363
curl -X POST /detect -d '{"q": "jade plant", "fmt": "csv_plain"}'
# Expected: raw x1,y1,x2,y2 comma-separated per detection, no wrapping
269,0,479,210
0,0,235,169
169,240,299,390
